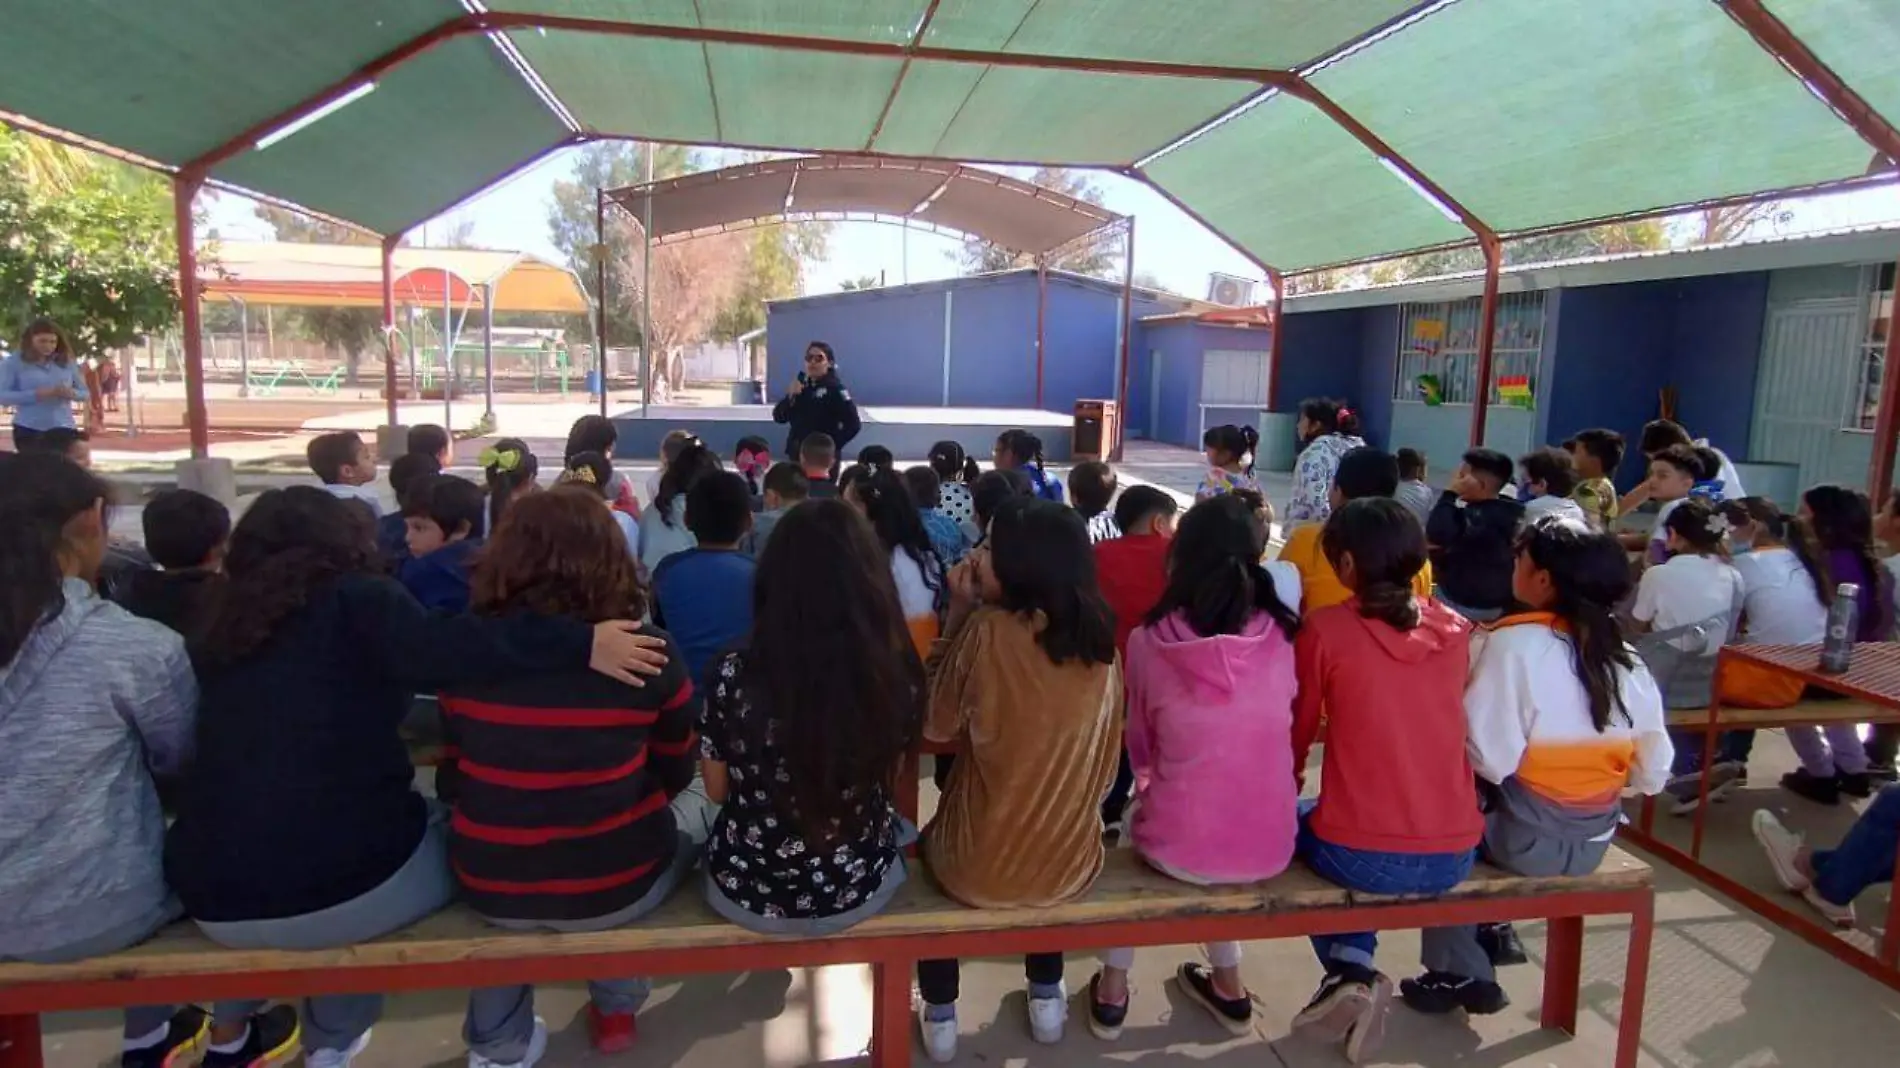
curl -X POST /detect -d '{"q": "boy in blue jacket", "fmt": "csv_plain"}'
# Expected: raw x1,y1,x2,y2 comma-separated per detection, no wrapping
399,475,487,612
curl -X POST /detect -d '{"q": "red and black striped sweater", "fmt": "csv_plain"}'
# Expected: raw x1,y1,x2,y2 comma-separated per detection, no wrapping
441,628,701,923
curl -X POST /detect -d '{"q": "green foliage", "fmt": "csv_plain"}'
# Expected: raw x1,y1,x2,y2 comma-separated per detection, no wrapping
959,167,1118,278
710,223,830,342
0,129,179,354
839,274,883,291
547,142,692,346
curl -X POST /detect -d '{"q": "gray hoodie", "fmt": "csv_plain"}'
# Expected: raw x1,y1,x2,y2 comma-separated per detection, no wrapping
0,579,197,958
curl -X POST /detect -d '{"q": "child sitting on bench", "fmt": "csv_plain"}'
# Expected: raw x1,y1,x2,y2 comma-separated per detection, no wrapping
399,475,487,613
1087,493,1302,1041
1403,516,1671,1018
117,487,231,641
441,489,703,1060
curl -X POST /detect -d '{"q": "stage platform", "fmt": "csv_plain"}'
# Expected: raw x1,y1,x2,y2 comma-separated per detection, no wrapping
610,404,1077,461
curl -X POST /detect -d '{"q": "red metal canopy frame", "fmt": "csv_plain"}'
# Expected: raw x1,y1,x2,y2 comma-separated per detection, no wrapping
98,3,1897,476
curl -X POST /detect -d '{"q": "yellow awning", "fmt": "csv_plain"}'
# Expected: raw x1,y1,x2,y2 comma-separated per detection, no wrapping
198,241,590,315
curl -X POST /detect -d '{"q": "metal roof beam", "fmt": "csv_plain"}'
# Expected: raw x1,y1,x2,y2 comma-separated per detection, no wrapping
865,0,942,152
1719,0,1900,169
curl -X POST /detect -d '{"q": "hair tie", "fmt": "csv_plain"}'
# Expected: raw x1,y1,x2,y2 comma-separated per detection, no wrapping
1338,407,1354,420
480,447,521,473
560,465,598,486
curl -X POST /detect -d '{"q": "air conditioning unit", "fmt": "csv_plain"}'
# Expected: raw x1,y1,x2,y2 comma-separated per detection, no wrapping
1206,272,1258,307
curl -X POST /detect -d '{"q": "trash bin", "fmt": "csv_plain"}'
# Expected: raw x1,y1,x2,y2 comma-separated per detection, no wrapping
584,370,603,396
1072,399,1119,462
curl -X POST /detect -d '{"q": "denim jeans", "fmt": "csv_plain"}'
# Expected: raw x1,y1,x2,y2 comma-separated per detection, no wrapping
1669,729,1757,775
1296,802,1474,973
1811,784,1900,907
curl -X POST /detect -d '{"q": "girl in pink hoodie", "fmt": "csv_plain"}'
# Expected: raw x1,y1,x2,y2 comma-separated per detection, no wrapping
1086,494,1303,1041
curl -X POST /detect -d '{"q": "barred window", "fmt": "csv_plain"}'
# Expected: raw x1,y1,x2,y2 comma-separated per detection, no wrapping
1847,262,1895,432
1393,291,1546,408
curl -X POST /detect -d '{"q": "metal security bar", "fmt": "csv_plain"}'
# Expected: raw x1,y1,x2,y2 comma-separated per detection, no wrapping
1393,290,1545,408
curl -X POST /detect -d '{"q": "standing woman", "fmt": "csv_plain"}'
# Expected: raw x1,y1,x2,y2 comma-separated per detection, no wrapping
994,429,1065,503
1285,398,1366,526
1,319,88,452
773,340,861,460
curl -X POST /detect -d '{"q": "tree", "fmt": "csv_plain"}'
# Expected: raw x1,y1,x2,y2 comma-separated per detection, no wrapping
958,167,1118,277
1693,202,1789,245
0,129,180,356
254,204,384,385
611,216,746,394
547,142,693,348
709,221,831,368
839,274,882,291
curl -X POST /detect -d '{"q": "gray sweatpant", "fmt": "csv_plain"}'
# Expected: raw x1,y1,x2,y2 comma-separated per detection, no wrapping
1419,804,1610,982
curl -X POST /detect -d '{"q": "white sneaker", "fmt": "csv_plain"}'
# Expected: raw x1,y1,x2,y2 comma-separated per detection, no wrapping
916,1002,957,1064
468,1017,547,1068
306,1029,372,1068
1026,983,1067,1044
1752,810,1811,891
1802,886,1858,928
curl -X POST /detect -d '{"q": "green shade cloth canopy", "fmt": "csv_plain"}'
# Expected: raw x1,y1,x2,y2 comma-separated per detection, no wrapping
3,0,1896,273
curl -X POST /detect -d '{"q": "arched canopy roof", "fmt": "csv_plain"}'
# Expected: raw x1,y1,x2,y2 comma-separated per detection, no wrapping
199,241,590,313
603,155,1124,255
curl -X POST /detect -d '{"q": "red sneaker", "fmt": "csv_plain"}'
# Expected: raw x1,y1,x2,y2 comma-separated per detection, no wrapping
586,1005,637,1055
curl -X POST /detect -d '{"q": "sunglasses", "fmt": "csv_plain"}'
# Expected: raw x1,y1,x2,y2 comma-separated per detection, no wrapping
804,353,827,362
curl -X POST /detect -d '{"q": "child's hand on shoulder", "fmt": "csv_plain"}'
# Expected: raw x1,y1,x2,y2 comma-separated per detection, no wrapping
945,559,982,633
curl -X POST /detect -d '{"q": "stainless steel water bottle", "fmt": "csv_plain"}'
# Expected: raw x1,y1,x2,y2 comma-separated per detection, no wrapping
1819,582,1860,674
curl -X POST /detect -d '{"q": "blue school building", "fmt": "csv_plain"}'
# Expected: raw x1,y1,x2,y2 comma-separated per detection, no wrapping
767,225,1899,506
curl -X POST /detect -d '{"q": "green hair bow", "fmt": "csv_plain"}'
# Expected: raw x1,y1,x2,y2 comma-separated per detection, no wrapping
480,446,521,472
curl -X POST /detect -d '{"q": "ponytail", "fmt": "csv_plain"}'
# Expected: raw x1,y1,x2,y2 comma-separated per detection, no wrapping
1516,516,1638,731
1298,397,1359,442
1356,580,1420,631
1566,597,1634,731
0,453,106,666
1320,498,1426,632
1148,495,1300,638
962,456,981,483
482,437,540,532
1728,497,1832,609
929,440,983,486
1241,425,1260,475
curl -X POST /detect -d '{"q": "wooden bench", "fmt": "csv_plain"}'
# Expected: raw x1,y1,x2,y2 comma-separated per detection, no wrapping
0,849,1654,1068
1664,698,1894,730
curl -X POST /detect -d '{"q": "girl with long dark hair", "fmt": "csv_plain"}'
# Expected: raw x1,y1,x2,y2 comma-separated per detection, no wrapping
1087,494,1303,1040
443,490,703,1061
0,319,87,451
928,440,982,540
1716,499,1829,712
698,499,924,935
164,487,667,1067
1402,517,1671,1019
993,428,1064,503
1198,423,1262,500
915,498,1121,1059
482,437,540,534
563,414,640,517
0,454,297,1068
1286,398,1366,526
1287,498,1481,1062
845,462,946,655
638,438,722,572
1777,486,1896,803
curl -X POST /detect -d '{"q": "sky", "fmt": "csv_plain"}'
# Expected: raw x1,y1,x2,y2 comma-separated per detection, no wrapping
203,145,1900,303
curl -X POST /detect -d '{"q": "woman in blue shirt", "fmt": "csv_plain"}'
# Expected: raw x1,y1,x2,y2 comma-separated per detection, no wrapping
1,320,87,451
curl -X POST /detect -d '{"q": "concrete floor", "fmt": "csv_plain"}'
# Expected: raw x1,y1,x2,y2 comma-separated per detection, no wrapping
37,727,1900,1068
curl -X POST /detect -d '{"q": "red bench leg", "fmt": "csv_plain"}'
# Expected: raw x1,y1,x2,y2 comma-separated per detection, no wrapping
1615,895,1655,1068
869,958,912,1068
1539,915,1584,1034
0,1014,42,1068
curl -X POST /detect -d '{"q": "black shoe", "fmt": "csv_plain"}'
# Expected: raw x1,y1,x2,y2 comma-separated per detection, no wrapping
1176,961,1251,1036
1476,923,1529,967
1086,973,1129,1041
1399,971,1510,1016
202,1005,301,1068
1839,771,1876,799
1782,768,1842,805
1869,764,1900,784
122,1006,210,1068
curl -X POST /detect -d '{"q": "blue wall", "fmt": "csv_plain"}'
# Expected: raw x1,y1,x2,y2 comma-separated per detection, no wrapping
766,271,1181,417
1141,320,1276,447
1666,272,1770,461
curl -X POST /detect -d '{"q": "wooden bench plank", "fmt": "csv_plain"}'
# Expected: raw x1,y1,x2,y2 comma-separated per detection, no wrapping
1666,699,1898,729
0,848,1648,987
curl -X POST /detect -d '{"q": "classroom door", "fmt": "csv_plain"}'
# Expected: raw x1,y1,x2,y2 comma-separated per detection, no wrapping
1749,299,1860,495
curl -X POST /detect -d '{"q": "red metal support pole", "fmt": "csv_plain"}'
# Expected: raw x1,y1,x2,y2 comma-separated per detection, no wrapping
1114,220,1136,462
596,187,611,419
381,235,400,431
1867,257,1900,503
1467,235,1503,447
1721,0,1900,168
1034,258,1047,409
1264,268,1285,411
174,173,210,459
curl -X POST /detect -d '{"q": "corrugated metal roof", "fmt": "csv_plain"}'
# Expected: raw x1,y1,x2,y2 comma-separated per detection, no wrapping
766,266,1188,311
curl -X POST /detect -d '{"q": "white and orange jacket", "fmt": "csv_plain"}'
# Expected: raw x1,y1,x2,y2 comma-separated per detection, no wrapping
1465,614,1673,810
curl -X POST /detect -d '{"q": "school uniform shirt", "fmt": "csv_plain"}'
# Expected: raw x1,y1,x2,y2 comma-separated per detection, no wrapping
1631,553,1745,653
805,475,839,500
637,499,696,574
165,573,594,923
1732,548,1826,645
1025,466,1065,504
938,481,977,537
0,354,87,431
1395,480,1436,529
115,568,223,642
1571,476,1619,533
1427,493,1525,611
1084,510,1121,544
921,508,972,564
700,651,907,920
440,631,698,923
1697,440,1745,498
923,606,1122,908
399,538,483,614
1523,494,1588,526
744,506,789,557
1292,598,1483,854
1277,522,1434,613
376,512,411,571
891,548,945,657
1464,615,1672,814
651,549,756,687
323,482,385,518
1096,533,1172,661
1126,609,1299,882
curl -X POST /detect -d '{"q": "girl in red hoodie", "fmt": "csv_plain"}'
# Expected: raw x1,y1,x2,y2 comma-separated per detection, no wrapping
1290,498,1484,1064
